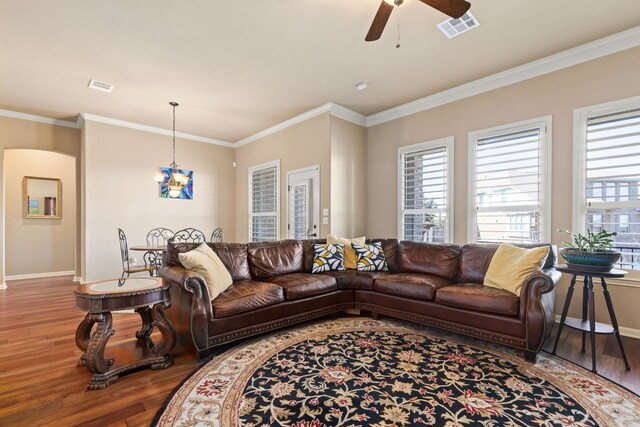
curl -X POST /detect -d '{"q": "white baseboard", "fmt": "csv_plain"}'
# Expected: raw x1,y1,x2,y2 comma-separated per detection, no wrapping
0,283,6,290
5,270,76,281
555,315,640,339
73,276,85,284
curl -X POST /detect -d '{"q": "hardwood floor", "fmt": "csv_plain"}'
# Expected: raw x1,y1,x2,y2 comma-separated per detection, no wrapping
0,276,638,426
0,276,200,427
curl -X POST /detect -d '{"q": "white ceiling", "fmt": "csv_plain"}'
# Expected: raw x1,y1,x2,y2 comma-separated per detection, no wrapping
1,0,640,142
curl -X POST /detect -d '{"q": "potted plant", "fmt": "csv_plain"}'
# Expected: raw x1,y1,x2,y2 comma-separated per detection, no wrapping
557,229,621,271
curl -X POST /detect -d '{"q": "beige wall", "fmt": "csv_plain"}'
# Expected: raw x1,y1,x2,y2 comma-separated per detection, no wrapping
367,46,640,330
330,116,367,238
234,113,332,242
0,117,81,284
82,121,235,282
4,150,76,276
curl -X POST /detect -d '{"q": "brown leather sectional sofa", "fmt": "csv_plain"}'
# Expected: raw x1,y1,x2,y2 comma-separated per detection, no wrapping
159,238,560,362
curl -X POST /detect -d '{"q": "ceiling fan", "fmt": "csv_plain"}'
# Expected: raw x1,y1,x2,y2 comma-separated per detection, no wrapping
365,0,471,42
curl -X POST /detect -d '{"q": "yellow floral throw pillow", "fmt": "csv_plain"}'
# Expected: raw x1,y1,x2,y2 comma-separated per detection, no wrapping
352,242,389,272
312,244,346,273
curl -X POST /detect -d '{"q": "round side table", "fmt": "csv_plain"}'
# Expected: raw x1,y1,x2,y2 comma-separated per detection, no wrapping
74,277,176,389
551,264,630,373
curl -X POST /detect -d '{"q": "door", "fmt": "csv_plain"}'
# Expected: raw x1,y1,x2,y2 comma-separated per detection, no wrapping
287,166,320,239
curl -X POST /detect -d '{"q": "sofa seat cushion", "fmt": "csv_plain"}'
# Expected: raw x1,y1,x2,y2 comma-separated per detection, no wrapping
373,273,452,301
321,270,391,290
266,273,337,300
212,280,284,318
435,283,519,316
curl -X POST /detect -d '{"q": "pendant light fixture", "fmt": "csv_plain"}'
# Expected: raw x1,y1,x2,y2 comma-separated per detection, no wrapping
155,101,190,198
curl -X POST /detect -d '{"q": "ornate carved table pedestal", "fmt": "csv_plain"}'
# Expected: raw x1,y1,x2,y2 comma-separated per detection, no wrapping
74,277,176,389
551,264,630,373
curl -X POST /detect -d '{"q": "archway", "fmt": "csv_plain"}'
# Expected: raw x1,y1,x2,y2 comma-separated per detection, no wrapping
3,149,77,284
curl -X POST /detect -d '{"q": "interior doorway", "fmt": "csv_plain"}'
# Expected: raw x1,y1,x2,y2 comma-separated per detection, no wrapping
287,165,320,240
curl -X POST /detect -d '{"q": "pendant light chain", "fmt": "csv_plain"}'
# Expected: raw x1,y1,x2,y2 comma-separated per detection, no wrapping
171,101,178,169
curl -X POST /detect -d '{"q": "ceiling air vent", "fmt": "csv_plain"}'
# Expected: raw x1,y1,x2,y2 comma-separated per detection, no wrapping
437,11,479,39
87,79,114,93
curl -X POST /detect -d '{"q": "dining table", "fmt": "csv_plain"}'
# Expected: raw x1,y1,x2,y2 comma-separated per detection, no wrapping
129,244,167,274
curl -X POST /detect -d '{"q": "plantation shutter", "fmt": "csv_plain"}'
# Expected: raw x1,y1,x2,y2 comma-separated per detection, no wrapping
249,164,278,242
585,108,640,270
401,145,448,242
474,127,543,243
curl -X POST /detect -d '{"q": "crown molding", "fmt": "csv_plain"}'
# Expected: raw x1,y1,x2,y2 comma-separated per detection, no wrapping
80,113,235,147
235,102,366,147
329,103,367,127
0,109,81,129
236,103,331,147
367,25,640,127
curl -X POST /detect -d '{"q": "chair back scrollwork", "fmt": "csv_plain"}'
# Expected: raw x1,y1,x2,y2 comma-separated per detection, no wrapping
147,227,174,247
210,227,224,243
172,227,206,243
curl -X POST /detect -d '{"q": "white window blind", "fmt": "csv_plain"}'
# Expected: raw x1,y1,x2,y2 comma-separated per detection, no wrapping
249,161,279,242
399,138,453,242
470,118,550,243
584,107,640,270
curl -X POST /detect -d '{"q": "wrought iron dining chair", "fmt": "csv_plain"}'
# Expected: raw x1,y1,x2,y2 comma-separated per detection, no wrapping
146,227,174,246
171,227,207,243
145,227,174,270
118,228,157,278
210,227,224,243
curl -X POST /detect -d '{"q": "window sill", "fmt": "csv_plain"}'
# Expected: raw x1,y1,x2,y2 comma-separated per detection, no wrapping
605,276,640,288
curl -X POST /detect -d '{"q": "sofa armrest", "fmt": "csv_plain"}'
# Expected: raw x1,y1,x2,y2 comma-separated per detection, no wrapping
159,265,213,355
519,268,561,352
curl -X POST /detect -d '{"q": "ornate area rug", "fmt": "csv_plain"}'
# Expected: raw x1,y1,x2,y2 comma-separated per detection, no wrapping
154,318,640,426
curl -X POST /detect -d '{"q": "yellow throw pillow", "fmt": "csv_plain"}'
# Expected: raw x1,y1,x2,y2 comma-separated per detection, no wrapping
178,243,233,300
327,234,366,270
484,243,549,296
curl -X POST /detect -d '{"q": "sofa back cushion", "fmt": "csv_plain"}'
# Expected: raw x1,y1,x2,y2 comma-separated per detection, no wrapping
398,241,461,280
248,240,304,279
166,242,251,281
303,239,327,273
368,238,399,273
459,243,557,284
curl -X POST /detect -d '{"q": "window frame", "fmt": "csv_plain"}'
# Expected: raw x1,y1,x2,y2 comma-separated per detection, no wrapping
467,116,552,243
573,96,640,277
248,159,280,242
397,136,455,243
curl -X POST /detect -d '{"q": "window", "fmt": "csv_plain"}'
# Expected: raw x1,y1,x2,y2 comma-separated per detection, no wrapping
619,214,630,233
248,160,280,242
468,116,551,243
398,137,454,243
590,214,603,233
574,97,640,271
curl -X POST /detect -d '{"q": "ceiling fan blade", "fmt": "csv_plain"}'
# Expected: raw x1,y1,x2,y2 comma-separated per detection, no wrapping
418,0,471,19
365,1,394,42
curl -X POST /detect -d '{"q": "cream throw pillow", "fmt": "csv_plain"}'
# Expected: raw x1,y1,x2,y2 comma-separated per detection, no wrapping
484,243,549,296
178,243,233,300
327,234,366,270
